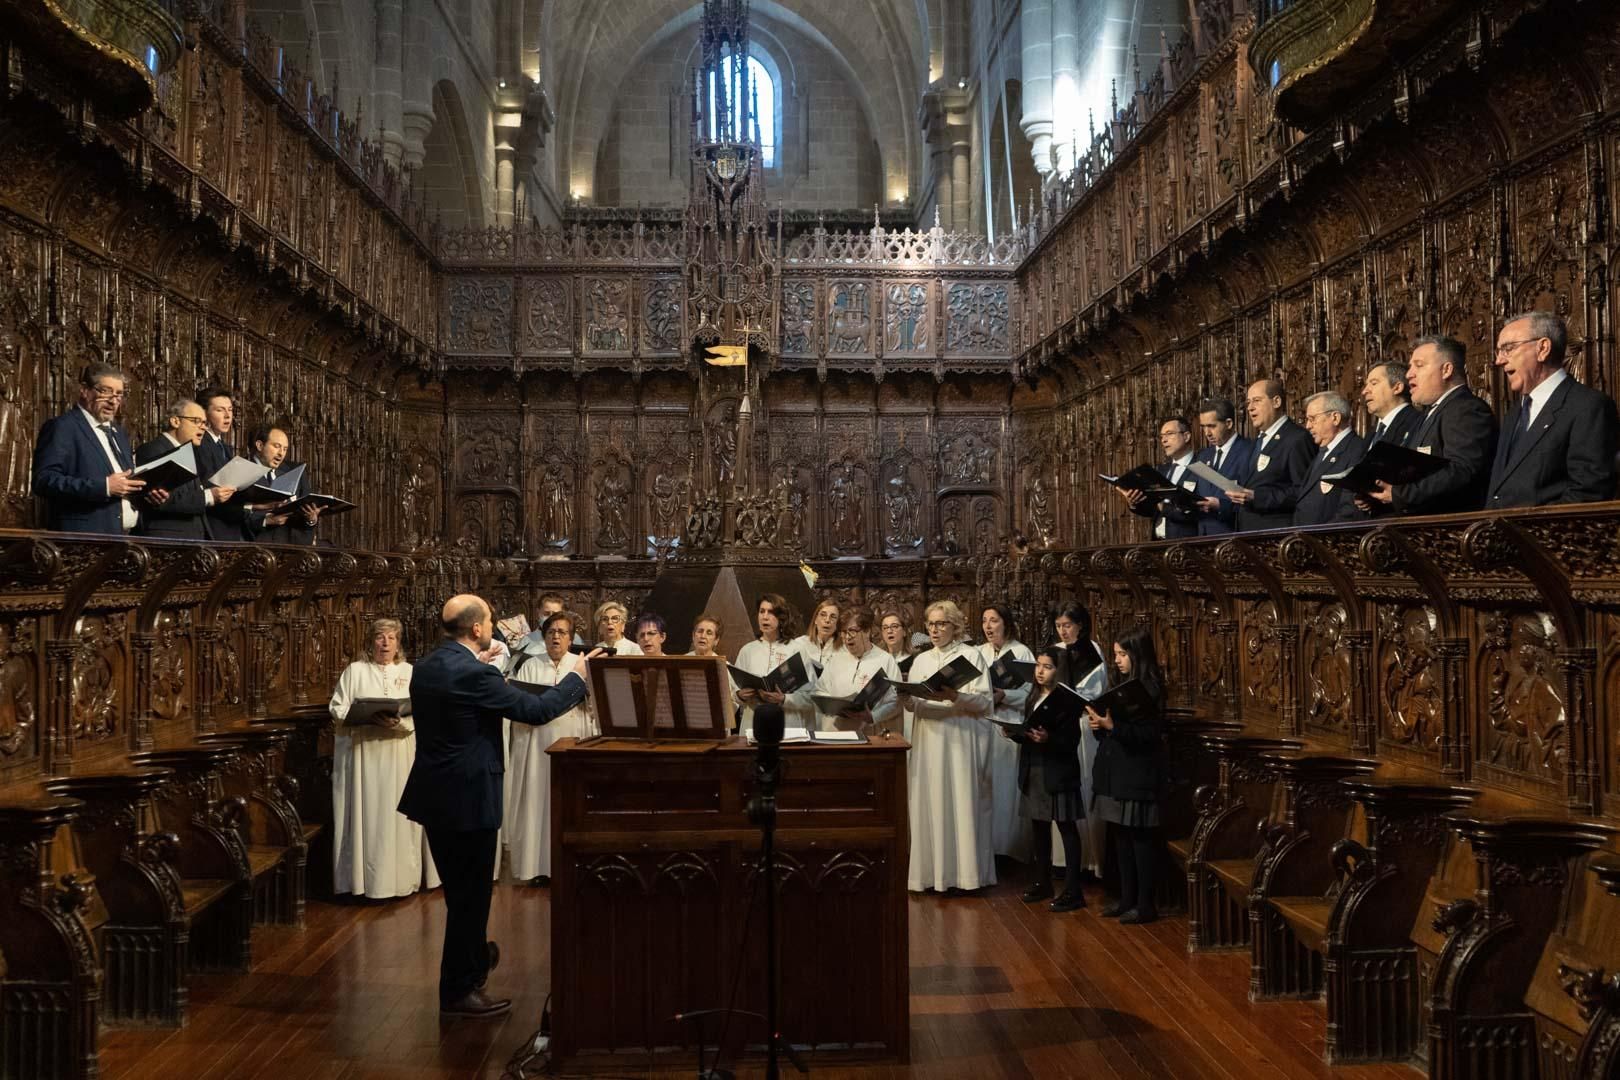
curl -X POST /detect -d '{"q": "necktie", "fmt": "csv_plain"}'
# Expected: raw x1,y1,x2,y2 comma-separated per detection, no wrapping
1505,399,1531,459
99,424,126,468
1370,421,1386,445
1213,447,1224,472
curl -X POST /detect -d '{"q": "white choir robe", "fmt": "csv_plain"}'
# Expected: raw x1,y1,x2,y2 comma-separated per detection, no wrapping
504,650,595,881
732,637,815,735
790,634,839,728
1052,646,1108,876
882,648,916,742
813,647,900,732
598,638,643,655
329,660,429,898
980,640,1035,859
905,640,996,892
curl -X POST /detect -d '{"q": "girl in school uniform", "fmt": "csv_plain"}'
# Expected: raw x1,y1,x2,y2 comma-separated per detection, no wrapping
1002,645,1087,911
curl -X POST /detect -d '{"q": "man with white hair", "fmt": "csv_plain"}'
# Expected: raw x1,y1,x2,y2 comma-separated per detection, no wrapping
1293,390,1366,526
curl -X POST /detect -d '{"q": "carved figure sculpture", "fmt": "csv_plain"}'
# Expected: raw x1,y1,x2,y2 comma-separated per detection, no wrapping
597,469,630,549
1026,473,1055,547
885,473,920,552
0,622,34,757
541,464,573,544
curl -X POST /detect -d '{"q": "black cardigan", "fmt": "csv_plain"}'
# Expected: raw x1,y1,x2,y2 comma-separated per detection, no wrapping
1010,688,1084,795
1091,676,1167,803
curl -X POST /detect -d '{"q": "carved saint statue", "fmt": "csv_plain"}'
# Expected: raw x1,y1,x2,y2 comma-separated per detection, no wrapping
541,464,573,544
829,462,865,550
885,473,920,552
150,615,185,722
0,379,28,527
71,618,116,739
651,472,688,539
1026,473,1055,547
597,469,630,549
712,404,738,490
0,622,34,757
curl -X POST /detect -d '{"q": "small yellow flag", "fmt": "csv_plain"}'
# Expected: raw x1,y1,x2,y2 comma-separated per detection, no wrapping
799,561,819,589
704,344,748,366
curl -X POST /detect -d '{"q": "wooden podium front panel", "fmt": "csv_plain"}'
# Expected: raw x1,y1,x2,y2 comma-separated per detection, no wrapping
547,738,910,1066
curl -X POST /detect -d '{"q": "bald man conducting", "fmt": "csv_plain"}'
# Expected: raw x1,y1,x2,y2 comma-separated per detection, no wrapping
399,594,598,1018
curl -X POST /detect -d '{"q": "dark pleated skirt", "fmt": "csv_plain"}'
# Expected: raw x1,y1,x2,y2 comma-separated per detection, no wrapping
1018,758,1084,822
1094,794,1161,828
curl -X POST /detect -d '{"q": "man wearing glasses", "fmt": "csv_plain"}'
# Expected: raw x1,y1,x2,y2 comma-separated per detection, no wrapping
134,399,239,540
1486,311,1618,507
31,363,147,534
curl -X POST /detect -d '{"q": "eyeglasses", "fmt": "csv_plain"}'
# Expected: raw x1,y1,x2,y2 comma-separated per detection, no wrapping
90,387,126,400
1495,337,1546,356
925,620,952,630
177,415,208,424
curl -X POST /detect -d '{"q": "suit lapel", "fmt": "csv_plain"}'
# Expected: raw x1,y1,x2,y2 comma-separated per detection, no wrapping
1498,380,1571,484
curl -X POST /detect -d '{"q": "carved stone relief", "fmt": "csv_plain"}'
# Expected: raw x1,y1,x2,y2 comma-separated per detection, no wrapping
70,614,121,742
884,282,929,355
945,283,1010,355
827,282,874,356
523,276,573,354
1480,611,1566,786
1379,605,1443,758
781,281,815,355
0,618,36,759
1244,601,1282,721
446,277,513,353
641,277,682,354
1303,601,1351,734
584,278,631,353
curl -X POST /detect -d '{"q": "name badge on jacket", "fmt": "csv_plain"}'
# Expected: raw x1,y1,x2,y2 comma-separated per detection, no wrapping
1417,446,1433,455
1182,479,1197,491
1319,480,1333,495
1256,453,1272,471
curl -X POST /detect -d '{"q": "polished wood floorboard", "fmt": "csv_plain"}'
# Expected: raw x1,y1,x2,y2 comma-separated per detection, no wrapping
98,871,1420,1080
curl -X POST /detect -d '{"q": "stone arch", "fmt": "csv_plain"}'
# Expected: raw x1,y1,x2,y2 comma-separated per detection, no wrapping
421,80,486,228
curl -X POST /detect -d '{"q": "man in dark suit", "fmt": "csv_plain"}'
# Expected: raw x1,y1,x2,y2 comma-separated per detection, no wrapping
194,387,247,540
134,399,239,540
1190,397,1254,535
1225,378,1315,531
243,425,319,545
1293,391,1367,526
399,595,598,1018
1122,416,1201,539
1486,311,1619,508
1363,335,1497,516
1340,361,1425,520
31,363,149,534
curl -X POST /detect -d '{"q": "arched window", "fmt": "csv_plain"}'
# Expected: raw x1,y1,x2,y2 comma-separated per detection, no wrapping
707,53,776,167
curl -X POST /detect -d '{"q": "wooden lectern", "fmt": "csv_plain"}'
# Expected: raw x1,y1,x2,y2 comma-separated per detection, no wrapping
546,735,911,1067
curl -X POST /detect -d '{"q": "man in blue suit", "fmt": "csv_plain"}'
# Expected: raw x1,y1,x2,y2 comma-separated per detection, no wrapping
1486,311,1619,508
32,362,151,534
399,594,599,1018
1191,397,1255,535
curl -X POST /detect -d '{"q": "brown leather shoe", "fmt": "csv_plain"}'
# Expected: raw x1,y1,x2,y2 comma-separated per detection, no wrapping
440,989,512,1019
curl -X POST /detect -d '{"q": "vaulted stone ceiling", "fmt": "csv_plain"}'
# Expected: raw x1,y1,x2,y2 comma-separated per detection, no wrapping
539,0,934,206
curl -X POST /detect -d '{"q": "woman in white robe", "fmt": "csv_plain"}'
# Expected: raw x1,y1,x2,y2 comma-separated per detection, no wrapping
505,610,594,883
878,610,915,742
329,618,426,899
732,593,811,735
594,601,643,655
814,610,901,733
901,600,996,892
690,614,739,731
786,598,840,728
979,605,1035,859
1054,603,1108,879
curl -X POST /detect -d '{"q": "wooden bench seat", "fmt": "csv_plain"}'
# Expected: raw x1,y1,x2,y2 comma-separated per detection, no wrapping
1268,896,1334,953
198,726,309,926
179,878,236,915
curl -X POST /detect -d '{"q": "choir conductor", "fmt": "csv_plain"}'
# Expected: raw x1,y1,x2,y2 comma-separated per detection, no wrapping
399,594,594,1018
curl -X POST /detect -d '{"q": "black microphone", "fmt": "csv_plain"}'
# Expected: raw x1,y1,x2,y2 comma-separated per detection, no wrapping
753,702,785,749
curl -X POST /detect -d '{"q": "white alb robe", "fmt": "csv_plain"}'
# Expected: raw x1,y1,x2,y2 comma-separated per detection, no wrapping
813,647,900,732
329,660,429,898
505,650,595,880
906,640,996,891
599,637,642,655
980,640,1035,858
732,637,815,734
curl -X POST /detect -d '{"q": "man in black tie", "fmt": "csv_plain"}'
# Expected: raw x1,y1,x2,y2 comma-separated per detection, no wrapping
134,400,239,540
243,425,320,545
194,387,246,540
1293,391,1366,526
1364,335,1496,515
1121,416,1200,539
399,595,601,1018
1340,362,1425,519
1224,378,1315,531
1190,397,1254,535
1486,311,1619,508
31,363,148,534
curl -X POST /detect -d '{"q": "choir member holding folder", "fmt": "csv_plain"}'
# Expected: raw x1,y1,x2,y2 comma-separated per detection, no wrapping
998,646,1087,911
812,610,899,733
1054,604,1109,880
328,618,430,899
133,399,235,540
979,605,1035,858
1087,626,1169,925
878,611,915,740
794,599,843,674
732,594,808,736
504,611,595,885
901,600,996,893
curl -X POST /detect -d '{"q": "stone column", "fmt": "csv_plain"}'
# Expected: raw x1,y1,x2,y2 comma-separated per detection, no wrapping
1050,0,1079,172
374,0,406,164
1019,0,1054,177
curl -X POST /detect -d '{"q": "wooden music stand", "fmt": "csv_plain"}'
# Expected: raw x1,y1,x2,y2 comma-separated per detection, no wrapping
587,655,731,740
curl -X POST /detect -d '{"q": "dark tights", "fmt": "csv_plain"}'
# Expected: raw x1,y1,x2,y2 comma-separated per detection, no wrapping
1030,819,1082,891
1110,822,1159,916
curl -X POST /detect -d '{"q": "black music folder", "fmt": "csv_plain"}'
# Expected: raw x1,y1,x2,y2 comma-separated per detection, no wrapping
890,653,982,696
346,697,411,726
132,441,198,492
1323,441,1448,495
727,651,811,694
812,671,892,717
1099,464,1200,510
989,655,1037,690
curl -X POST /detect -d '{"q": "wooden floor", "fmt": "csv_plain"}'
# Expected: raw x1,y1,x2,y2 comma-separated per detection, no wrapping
99,870,1421,1080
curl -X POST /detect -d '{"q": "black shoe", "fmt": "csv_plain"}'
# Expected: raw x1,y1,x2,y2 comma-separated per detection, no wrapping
1021,881,1054,903
1119,910,1158,925
475,941,500,990
529,875,551,887
1101,902,1131,918
440,989,512,1019
1049,891,1086,913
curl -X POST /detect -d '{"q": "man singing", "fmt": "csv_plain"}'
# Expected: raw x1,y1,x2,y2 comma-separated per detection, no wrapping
399,594,599,1018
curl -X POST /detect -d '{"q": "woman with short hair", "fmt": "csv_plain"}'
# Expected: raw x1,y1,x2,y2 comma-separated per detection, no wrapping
813,610,901,733
899,600,995,892
980,604,1035,858
594,601,642,655
329,618,428,898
